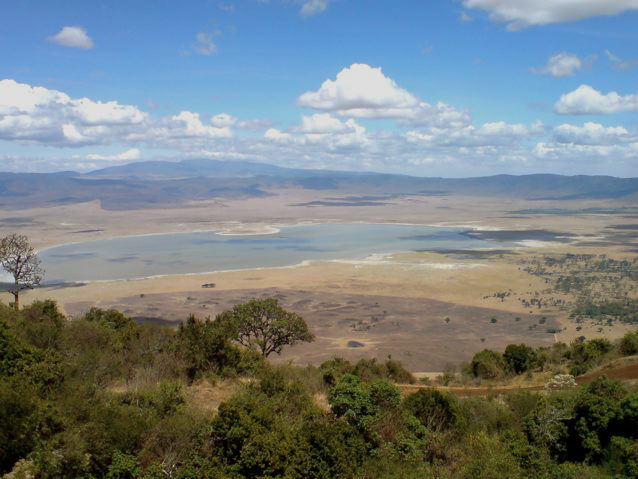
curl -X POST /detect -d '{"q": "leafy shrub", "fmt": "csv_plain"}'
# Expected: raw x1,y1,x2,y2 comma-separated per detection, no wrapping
320,357,415,386
0,379,41,474
501,430,551,474
403,388,459,431
0,319,63,391
458,397,516,435
619,393,638,439
524,393,574,459
204,381,316,478
290,414,367,479
175,315,261,380
571,376,626,461
606,436,638,478
83,307,140,351
504,391,542,422
353,358,393,382
459,431,524,479
106,451,141,479
504,344,537,374
568,338,613,376
18,300,66,350
320,357,354,386
620,331,638,356
470,349,507,380
120,380,185,418
384,359,415,384
328,374,379,430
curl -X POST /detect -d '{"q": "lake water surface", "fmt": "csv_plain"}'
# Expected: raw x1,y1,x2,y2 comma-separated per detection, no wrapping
40,223,503,282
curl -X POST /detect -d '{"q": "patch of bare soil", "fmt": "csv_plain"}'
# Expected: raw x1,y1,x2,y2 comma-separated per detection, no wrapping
65,287,560,371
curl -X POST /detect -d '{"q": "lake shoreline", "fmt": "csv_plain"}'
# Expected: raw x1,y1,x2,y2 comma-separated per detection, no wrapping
39,222,506,283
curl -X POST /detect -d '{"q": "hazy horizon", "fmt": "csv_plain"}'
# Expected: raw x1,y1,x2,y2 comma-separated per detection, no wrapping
2,1,638,177
5,157,638,180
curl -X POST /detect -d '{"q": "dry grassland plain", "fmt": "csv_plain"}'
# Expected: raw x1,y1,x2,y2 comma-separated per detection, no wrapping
2,188,637,372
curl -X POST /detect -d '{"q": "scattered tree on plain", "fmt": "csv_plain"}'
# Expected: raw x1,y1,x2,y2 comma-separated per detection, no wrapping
216,298,314,357
0,234,44,311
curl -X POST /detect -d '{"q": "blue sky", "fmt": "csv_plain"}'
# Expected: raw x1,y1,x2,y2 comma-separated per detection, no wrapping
1,0,638,176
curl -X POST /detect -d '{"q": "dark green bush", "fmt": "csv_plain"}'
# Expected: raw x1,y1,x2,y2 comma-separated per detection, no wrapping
458,397,517,435
606,436,638,478
470,349,508,379
320,357,415,386
571,376,626,461
524,392,575,460
2,295,638,478
18,299,66,350
504,344,537,374
175,315,261,380
568,338,613,375
319,357,353,386
403,388,460,431
328,374,378,430
0,379,41,474
620,331,638,356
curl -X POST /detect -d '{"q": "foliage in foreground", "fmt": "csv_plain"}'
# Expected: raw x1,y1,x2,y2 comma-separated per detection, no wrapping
463,329,638,382
1,299,638,478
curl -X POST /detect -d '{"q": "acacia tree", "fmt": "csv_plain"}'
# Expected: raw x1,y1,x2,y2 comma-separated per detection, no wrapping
216,298,314,357
0,234,44,311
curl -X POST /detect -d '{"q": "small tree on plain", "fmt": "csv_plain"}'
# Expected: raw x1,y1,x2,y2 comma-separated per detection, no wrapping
216,298,314,357
0,234,44,311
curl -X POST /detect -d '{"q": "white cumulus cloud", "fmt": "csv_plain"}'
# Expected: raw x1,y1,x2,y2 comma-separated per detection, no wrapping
264,128,293,143
0,79,147,145
531,52,584,77
298,63,418,112
463,0,638,30
263,113,368,151
0,79,241,148
298,63,470,127
169,111,233,138
553,122,632,145
297,113,355,134
555,84,638,115
48,26,94,49
406,121,543,147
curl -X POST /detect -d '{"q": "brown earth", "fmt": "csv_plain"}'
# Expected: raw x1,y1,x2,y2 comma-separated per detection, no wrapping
2,192,638,372
64,288,560,371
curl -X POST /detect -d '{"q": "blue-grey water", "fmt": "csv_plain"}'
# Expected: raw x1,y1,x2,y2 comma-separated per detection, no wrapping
40,223,502,282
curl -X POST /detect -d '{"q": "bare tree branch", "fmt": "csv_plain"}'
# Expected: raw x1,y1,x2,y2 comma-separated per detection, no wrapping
0,234,44,310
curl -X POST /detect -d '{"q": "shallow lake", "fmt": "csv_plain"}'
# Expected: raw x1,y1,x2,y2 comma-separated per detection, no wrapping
40,223,504,282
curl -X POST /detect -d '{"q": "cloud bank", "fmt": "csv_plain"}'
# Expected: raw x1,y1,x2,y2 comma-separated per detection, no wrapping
2,66,638,176
463,0,638,30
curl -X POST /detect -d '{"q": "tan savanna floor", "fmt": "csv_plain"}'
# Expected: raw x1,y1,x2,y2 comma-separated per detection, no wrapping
2,190,637,371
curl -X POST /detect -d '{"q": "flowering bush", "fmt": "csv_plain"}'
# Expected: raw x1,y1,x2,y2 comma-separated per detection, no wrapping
545,374,577,390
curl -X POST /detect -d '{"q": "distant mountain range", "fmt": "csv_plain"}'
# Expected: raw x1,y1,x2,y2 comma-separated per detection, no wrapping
1,159,637,210
87,158,367,180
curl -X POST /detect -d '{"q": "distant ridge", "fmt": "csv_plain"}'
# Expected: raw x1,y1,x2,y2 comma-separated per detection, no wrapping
1,159,638,210
87,158,372,180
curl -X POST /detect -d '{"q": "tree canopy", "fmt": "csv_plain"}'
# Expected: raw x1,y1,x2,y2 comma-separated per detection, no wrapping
215,298,314,357
0,234,44,311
